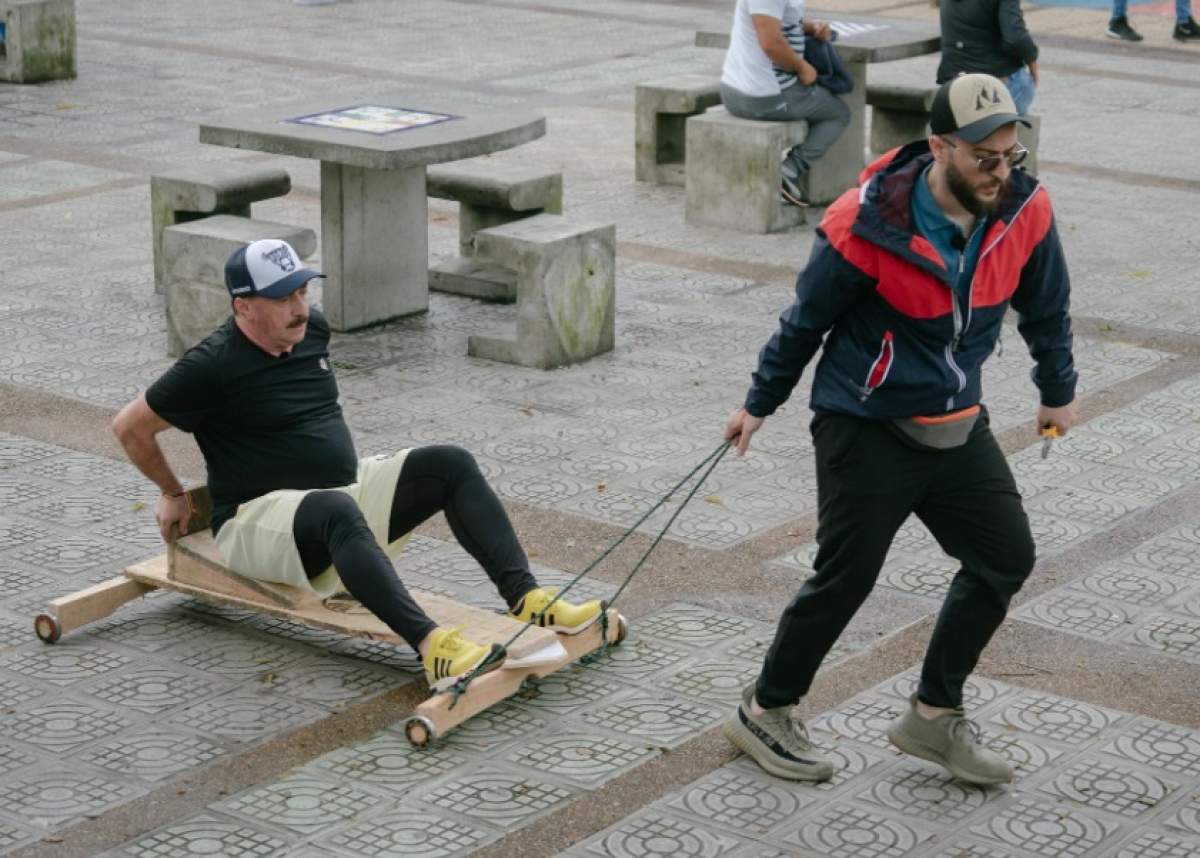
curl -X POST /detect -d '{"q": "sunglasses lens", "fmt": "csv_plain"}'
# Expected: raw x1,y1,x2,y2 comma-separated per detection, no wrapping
1010,148,1028,167
979,156,1002,172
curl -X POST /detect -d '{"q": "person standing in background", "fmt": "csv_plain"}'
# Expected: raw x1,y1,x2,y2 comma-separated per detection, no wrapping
937,0,1039,115
1106,0,1200,41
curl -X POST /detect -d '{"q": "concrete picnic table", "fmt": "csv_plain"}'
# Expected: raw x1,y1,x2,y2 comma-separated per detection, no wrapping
199,98,545,331
695,14,940,202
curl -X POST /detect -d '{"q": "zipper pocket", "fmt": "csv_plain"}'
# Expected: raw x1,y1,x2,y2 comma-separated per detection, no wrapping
860,331,895,401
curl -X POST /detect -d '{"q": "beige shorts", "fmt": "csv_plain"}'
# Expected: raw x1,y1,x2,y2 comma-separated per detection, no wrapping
213,449,411,598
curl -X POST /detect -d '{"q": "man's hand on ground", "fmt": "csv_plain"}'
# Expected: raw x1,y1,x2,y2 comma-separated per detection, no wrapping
155,493,191,542
808,20,831,41
1036,400,1078,437
724,408,765,456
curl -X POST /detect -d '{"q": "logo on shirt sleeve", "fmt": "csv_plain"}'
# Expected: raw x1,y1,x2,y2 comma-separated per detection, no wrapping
319,358,330,372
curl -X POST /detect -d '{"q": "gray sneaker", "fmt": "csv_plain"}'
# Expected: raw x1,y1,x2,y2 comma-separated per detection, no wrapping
722,683,834,782
886,694,1013,785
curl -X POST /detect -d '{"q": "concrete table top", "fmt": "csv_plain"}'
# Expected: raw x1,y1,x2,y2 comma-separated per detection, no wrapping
199,96,546,171
695,14,941,64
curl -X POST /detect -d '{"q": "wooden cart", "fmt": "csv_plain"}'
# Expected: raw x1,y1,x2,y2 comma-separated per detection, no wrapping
34,488,626,747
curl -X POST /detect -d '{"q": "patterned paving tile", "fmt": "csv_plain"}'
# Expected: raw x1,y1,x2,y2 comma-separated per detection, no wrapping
0,770,133,827
991,692,1125,745
779,801,935,857
578,809,742,858
659,658,761,706
504,732,660,789
306,732,469,791
421,764,576,831
165,690,325,743
1102,717,1200,778
0,698,132,752
580,691,723,748
0,643,131,686
82,665,229,713
1041,756,1178,818
970,797,1120,857
1127,613,1200,661
1110,829,1200,858
636,603,762,648
509,664,629,715
216,774,384,836
666,766,821,836
113,813,290,857
82,728,224,782
316,809,498,857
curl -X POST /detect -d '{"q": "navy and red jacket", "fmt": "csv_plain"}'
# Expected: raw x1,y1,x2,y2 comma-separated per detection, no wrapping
745,141,1077,421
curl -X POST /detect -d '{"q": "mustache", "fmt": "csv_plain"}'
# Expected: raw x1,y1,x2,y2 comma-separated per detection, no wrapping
287,316,309,328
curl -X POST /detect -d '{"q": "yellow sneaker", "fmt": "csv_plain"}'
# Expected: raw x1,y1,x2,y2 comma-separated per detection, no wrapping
509,587,603,635
422,626,500,693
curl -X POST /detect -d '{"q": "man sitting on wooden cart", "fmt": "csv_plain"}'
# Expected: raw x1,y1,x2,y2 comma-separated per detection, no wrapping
112,238,602,692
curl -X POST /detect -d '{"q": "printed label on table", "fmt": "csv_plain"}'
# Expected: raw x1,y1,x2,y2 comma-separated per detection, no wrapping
286,105,460,135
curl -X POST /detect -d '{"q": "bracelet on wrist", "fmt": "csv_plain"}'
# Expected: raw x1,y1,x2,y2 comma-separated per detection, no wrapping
163,489,187,499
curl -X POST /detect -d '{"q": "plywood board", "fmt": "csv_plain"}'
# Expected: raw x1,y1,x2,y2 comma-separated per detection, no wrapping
126,554,558,661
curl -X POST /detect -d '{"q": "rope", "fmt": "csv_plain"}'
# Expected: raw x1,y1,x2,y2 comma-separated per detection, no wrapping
445,440,732,708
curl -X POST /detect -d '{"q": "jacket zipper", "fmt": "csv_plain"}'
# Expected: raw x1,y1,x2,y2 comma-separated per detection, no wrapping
860,330,894,401
944,252,968,411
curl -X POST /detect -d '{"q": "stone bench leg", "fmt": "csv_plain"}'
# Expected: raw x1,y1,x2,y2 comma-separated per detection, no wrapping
467,215,615,369
429,190,562,303
870,107,930,155
0,0,76,84
321,162,428,331
685,108,807,234
635,81,723,186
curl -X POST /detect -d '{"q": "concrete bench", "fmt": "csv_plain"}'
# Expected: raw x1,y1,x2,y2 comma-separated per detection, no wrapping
150,165,293,294
0,0,75,83
867,83,1040,175
635,74,722,186
867,83,935,155
466,214,615,369
685,107,808,234
427,164,563,302
161,214,316,357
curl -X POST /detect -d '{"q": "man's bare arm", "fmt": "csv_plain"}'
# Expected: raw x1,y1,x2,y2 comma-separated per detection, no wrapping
111,394,192,540
751,14,818,86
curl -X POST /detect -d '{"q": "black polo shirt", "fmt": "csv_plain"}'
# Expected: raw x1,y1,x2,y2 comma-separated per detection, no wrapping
146,309,358,534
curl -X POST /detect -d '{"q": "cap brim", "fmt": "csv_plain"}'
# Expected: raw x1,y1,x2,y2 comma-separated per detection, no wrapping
255,269,325,299
956,113,1031,144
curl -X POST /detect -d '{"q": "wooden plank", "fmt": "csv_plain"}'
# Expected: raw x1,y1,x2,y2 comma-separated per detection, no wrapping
410,609,624,741
126,554,558,661
49,574,156,634
170,533,299,608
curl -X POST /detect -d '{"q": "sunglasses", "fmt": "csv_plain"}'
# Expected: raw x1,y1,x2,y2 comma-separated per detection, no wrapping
940,136,1029,173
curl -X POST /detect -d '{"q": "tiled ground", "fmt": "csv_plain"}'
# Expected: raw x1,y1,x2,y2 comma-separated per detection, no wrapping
563,673,1200,858
90,604,782,858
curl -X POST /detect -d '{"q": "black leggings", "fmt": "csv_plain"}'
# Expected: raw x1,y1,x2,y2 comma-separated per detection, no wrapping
292,445,538,649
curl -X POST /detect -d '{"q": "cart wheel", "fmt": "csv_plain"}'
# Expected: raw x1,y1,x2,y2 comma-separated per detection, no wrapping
404,715,437,748
34,614,61,644
613,613,628,646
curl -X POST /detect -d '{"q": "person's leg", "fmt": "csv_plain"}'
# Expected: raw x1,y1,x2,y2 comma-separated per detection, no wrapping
387,445,537,608
755,416,927,708
1005,67,1035,116
911,420,1035,710
1111,0,1128,22
776,84,851,179
294,489,437,650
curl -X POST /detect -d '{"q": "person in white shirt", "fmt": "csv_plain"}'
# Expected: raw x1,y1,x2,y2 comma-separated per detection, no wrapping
720,0,850,206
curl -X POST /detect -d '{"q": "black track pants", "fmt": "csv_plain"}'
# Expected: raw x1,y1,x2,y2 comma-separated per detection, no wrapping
755,412,1036,710
293,445,538,649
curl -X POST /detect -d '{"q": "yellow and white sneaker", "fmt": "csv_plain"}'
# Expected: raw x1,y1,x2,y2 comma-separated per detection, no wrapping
422,626,501,693
509,587,603,635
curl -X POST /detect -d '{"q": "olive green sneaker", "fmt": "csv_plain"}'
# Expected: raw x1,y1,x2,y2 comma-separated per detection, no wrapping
721,683,834,782
886,694,1013,785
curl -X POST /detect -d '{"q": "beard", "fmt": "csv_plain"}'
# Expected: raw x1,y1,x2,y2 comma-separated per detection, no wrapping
945,159,1005,218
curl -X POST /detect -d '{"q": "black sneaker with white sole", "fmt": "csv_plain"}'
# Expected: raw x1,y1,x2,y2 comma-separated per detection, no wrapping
1106,17,1143,41
780,174,809,208
721,683,834,781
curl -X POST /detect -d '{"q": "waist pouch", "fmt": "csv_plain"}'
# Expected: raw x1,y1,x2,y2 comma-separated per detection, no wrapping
889,405,981,451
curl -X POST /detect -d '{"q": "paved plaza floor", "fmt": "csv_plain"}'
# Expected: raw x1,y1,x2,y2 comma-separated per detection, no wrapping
1,1,1199,856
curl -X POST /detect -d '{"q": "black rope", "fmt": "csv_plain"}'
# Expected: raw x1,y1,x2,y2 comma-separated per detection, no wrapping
445,440,732,707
